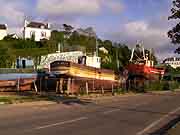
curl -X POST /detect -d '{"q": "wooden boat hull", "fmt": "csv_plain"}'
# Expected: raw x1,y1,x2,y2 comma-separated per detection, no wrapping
50,61,116,81
0,78,35,92
50,61,120,93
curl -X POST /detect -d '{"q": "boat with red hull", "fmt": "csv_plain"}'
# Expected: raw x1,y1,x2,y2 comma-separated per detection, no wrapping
127,44,165,81
127,64,165,80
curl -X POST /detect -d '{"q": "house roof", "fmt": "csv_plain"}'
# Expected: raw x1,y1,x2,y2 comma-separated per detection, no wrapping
0,24,7,30
164,57,180,63
9,33,19,39
27,22,49,29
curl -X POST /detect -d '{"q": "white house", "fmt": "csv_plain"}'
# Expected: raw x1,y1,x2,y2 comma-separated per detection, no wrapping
23,20,51,41
99,47,108,54
163,57,180,69
0,24,7,40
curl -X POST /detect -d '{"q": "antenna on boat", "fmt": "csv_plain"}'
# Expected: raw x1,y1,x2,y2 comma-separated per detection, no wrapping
130,48,135,62
130,40,146,63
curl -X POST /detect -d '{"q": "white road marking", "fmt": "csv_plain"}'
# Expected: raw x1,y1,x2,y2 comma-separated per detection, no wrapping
103,103,149,115
136,106,180,135
134,102,149,107
103,109,121,114
35,117,88,130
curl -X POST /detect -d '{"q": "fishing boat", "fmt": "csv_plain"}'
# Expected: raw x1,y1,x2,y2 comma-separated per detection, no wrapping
127,44,165,81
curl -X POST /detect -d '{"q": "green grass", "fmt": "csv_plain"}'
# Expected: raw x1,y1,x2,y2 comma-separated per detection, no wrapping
0,95,55,104
0,97,13,104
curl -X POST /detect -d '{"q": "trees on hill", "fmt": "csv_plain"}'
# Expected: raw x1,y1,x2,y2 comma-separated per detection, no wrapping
2,27,162,73
0,37,51,68
168,0,180,53
0,32,132,72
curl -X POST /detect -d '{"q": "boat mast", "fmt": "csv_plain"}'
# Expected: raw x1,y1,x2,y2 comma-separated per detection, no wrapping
130,48,135,62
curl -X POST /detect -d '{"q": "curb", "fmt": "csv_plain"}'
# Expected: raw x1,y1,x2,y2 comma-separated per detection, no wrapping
150,116,180,135
146,90,180,95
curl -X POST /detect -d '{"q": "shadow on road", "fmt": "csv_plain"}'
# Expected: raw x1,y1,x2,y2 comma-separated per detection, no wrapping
0,91,93,106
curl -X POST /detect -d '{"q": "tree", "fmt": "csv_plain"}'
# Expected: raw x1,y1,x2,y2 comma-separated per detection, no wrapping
168,0,180,53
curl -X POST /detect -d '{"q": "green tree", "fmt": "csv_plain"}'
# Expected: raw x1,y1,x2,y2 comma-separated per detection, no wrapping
168,0,180,53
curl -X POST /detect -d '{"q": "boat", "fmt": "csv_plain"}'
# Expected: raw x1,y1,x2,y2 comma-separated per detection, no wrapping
128,63,165,80
0,74,36,92
127,44,165,81
50,61,116,81
48,52,120,94
49,61,120,94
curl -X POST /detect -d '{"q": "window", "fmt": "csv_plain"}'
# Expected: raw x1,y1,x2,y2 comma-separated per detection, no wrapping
30,31,35,38
41,25,45,29
41,31,46,37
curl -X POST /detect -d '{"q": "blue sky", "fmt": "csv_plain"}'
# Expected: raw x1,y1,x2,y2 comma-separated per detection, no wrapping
0,0,177,60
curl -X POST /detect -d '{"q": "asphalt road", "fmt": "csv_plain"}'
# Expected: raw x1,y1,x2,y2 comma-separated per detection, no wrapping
1,92,180,135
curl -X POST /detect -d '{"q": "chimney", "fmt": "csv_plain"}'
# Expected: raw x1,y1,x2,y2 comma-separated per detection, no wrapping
5,24,8,30
24,20,29,27
47,23,51,29
174,57,176,61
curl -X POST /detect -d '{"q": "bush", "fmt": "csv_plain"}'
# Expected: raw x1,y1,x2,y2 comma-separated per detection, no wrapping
144,81,180,91
115,88,126,94
169,81,179,90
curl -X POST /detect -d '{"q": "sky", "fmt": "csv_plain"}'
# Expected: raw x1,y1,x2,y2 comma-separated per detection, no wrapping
0,0,178,60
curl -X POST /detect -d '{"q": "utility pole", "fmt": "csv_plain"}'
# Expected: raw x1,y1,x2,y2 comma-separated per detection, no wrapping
56,43,61,53
116,49,120,70
96,37,99,57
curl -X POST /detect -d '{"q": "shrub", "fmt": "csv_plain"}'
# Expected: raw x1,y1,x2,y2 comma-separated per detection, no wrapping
144,81,180,91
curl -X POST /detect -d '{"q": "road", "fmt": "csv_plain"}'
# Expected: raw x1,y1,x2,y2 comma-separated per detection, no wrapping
1,92,180,135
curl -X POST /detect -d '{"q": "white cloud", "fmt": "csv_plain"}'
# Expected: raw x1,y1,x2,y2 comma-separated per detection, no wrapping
37,0,123,16
123,21,168,48
103,20,173,60
105,1,124,13
0,1,25,25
